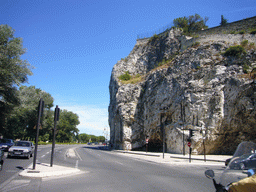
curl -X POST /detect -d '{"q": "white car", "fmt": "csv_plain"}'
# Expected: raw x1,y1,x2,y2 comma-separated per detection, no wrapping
8,141,34,159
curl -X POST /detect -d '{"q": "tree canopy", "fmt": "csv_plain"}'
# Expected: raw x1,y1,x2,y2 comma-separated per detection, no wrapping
220,15,228,26
173,14,208,34
4,86,54,139
0,25,32,132
56,109,80,143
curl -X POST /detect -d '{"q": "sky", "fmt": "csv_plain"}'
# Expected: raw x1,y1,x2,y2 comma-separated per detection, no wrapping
1,0,255,137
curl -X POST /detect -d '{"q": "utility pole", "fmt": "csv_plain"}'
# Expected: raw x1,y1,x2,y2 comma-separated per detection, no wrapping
160,107,168,159
33,99,44,170
50,106,60,167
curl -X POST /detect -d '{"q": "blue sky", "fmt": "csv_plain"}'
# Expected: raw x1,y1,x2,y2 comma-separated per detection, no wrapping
1,0,255,137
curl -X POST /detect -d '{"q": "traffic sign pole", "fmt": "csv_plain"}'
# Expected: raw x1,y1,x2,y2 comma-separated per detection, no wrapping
33,99,44,170
50,106,60,167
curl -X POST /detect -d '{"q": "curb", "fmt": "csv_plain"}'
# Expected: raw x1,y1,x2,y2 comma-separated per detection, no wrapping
114,150,160,157
19,163,81,178
114,150,227,163
170,156,225,162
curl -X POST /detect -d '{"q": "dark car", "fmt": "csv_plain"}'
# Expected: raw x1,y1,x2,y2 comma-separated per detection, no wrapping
0,139,14,152
8,141,34,159
229,153,256,170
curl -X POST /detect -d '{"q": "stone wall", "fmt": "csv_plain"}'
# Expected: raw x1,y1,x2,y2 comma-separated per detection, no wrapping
136,16,256,43
195,16,256,35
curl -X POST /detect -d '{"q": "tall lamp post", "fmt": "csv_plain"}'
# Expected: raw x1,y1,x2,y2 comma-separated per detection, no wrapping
160,107,168,159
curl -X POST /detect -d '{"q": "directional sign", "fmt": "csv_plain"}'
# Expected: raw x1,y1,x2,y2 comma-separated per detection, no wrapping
187,142,191,147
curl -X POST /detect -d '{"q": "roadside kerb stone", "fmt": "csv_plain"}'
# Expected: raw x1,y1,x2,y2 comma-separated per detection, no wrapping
19,163,81,178
113,150,232,165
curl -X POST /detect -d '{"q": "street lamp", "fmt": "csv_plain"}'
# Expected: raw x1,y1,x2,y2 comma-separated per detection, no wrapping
160,107,168,159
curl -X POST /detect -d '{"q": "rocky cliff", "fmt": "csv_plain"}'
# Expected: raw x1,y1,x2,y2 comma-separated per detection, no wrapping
109,28,256,154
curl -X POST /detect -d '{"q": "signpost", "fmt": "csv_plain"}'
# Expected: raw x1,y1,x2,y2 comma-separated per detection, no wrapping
33,99,44,170
50,106,60,167
146,138,149,153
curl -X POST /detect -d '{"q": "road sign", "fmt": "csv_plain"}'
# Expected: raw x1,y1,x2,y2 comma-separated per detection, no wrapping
187,142,191,147
146,139,149,144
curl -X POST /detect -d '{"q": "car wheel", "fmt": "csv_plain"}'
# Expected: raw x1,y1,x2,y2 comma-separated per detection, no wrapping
239,163,245,170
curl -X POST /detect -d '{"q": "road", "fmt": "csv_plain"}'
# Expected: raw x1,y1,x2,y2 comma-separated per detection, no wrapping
0,144,225,192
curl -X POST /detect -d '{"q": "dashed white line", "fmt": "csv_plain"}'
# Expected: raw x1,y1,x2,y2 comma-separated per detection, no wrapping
75,160,79,169
115,161,124,165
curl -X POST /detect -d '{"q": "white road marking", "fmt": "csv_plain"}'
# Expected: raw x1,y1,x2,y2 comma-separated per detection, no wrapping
74,148,82,161
115,161,124,165
75,160,79,169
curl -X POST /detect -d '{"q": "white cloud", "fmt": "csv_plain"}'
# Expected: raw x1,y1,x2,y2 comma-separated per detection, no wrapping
58,105,109,136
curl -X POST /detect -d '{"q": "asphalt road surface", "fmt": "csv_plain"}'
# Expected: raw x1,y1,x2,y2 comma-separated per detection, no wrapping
0,145,224,192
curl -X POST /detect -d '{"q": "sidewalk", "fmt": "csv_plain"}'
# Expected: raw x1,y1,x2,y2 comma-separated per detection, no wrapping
19,163,81,178
19,148,81,178
113,150,232,165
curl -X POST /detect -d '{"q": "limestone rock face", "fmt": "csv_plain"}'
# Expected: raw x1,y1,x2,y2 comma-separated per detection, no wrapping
109,28,256,154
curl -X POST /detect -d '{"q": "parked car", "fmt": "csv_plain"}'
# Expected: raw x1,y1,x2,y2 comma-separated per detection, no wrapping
8,141,34,159
229,153,256,170
0,139,14,152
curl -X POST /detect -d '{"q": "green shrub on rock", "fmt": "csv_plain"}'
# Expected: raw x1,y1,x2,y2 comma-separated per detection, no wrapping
118,71,131,81
224,45,246,58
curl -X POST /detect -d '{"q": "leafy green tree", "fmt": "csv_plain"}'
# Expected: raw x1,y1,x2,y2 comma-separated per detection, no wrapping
79,133,90,143
173,14,208,33
173,17,189,33
56,109,80,143
188,14,208,32
0,25,32,134
220,15,228,26
5,86,53,139
97,136,106,142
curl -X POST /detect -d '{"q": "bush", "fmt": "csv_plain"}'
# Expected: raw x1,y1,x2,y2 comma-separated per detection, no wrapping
118,71,131,81
148,34,159,43
191,42,200,48
238,30,245,34
224,45,246,58
241,40,248,47
243,64,250,74
250,29,256,34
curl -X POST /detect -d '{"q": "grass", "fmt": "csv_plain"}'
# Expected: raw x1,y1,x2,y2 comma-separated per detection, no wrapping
118,71,131,81
119,74,145,84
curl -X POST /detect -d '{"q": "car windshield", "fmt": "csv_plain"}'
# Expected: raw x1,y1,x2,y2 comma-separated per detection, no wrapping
14,142,30,147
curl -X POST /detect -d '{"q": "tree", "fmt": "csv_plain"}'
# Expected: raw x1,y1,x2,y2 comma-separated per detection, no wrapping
173,14,208,33
4,86,54,139
0,25,32,134
187,14,208,32
173,17,189,32
56,110,80,143
97,136,106,143
220,15,228,26
79,133,90,143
